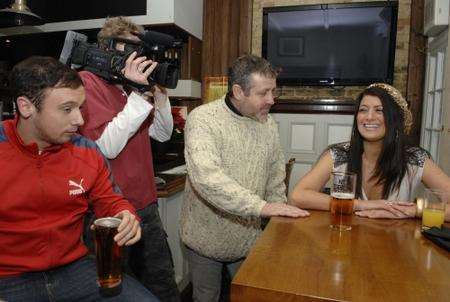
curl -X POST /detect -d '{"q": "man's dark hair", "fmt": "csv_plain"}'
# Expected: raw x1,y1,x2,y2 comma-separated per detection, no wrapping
9,56,82,110
228,54,277,97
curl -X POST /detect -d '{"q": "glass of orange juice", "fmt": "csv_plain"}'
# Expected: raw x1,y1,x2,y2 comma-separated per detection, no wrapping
422,189,447,230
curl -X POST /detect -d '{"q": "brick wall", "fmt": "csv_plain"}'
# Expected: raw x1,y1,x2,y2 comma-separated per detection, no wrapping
252,0,411,100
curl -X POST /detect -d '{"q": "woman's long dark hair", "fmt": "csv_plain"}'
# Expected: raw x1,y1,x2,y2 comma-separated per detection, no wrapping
346,86,410,199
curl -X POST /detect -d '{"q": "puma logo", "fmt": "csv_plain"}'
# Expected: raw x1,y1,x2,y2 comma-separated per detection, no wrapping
69,178,86,196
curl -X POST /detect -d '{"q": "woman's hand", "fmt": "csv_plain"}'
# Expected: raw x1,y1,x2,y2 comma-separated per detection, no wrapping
390,202,417,217
355,209,408,219
354,199,408,217
355,202,416,219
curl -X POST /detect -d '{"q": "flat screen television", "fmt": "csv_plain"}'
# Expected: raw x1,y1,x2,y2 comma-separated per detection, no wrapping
262,2,398,86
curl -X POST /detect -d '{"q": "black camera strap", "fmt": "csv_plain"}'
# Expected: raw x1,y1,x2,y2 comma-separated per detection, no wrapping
125,81,155,94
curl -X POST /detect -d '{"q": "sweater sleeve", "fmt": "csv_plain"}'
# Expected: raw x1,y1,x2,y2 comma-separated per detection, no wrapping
264,122,287,203
79,71,153,159
149,95,173,142
95,92,153,159
88,146,138,219
184,109,267,217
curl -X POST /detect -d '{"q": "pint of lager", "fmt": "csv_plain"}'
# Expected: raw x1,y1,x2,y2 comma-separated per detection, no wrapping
330,192,355,230
330,172,356,231
93,217,122,290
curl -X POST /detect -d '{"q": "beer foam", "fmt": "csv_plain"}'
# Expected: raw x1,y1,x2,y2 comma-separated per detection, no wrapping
94,217,121,228
331,192,355,200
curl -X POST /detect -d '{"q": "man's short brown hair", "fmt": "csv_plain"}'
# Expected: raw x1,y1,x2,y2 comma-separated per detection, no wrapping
97,16,144,48
228,54,277,96
9,56,82,110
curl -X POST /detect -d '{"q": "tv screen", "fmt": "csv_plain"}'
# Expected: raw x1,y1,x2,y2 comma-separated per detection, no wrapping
262,2,398,86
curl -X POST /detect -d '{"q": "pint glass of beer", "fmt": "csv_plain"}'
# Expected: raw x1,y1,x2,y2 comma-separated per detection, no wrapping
330,172,356,231
93,217,122,290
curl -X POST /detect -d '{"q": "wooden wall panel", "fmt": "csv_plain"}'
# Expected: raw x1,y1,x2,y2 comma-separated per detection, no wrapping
406,0,426,144
228,1,240,68
202,0,215,75
180,36,202,81
219,0,231,75
202,0,253,78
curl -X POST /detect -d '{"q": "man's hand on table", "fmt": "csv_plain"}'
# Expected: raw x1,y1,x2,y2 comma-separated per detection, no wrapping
261,202,310,218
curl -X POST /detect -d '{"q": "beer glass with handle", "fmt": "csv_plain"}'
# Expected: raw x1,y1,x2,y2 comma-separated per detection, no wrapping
330,172,356,231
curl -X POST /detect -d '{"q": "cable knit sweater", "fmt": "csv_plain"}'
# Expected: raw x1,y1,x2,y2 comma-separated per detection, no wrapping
180,97,286,261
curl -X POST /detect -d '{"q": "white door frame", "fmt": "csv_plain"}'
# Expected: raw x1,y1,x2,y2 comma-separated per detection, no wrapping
421,30,448,162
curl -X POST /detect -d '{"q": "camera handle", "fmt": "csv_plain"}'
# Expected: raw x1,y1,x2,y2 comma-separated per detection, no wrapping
125,80,156,94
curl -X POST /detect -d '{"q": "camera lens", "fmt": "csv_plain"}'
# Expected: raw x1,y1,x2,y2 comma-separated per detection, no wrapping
151,63,179,89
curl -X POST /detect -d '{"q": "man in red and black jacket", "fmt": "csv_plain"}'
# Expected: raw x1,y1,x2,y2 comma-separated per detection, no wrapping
0,56,159,301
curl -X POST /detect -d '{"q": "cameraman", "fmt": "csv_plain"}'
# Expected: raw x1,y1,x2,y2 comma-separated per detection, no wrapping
79,17,180,302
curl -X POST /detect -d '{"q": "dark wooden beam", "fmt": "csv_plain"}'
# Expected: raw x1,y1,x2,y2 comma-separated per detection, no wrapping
201,0,253,78
406,0,427,144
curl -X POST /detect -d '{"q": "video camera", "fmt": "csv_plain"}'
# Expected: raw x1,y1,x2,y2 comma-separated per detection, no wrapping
69,30,182,89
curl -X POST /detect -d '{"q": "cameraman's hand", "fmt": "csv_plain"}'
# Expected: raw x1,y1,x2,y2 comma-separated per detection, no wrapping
121,51,157,86
138,85,168,106
150,85,168,107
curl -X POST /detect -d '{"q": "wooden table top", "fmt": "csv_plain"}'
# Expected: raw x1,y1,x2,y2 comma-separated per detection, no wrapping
231,211,450,302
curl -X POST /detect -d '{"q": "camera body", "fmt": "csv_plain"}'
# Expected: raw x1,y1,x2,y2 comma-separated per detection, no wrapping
70,31,181,89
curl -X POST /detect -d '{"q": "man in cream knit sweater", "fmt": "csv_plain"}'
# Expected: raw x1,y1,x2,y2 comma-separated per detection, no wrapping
180,55,310,302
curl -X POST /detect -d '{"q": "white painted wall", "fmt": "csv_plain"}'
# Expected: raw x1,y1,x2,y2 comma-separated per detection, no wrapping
168,80,202,98
158,191,189,290
174,0,203,40
272,113,354,194
0,0,203,39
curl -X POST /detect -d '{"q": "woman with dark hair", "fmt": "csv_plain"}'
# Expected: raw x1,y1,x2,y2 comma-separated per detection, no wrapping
289,83,450,220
